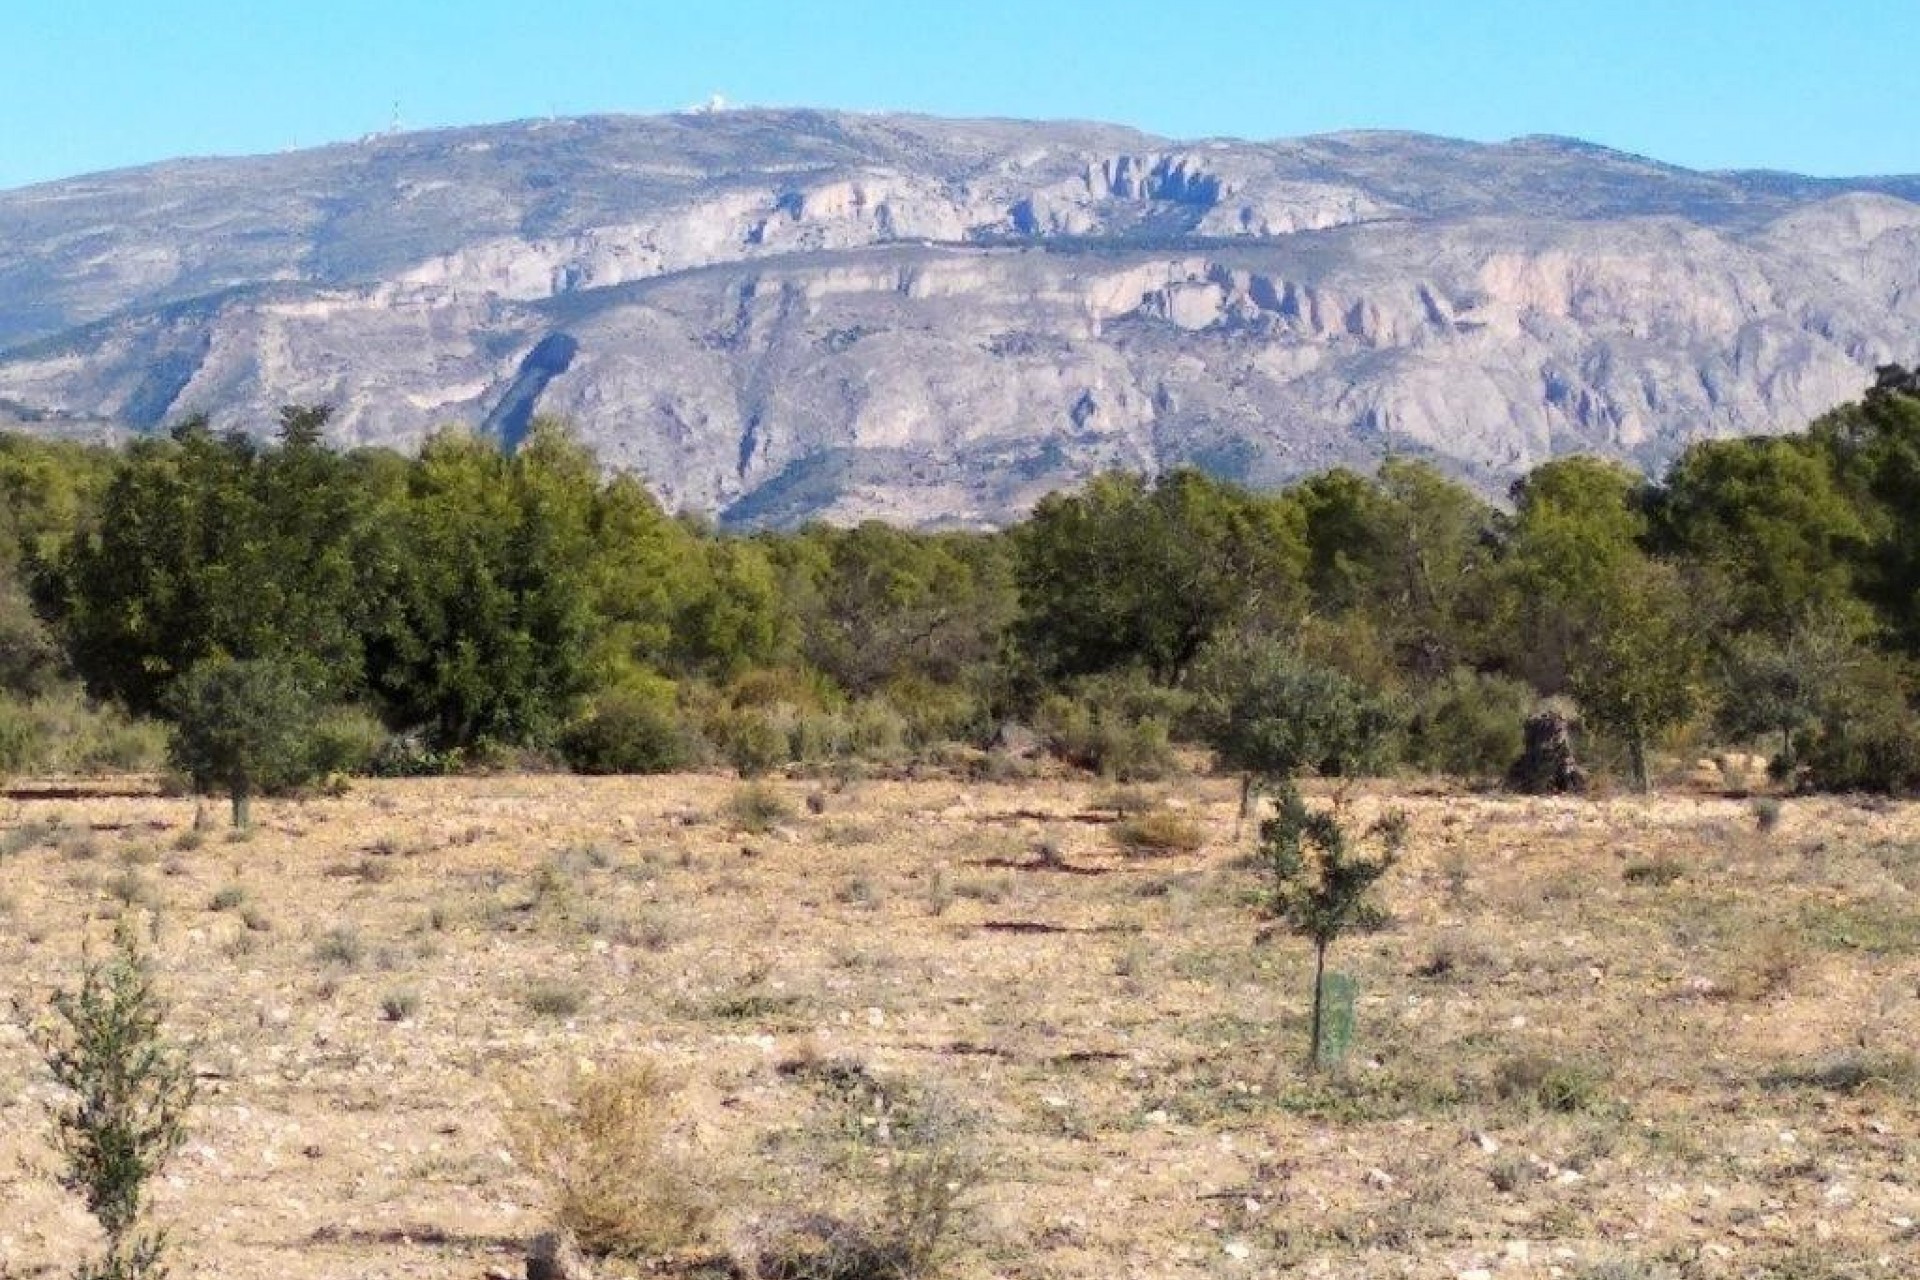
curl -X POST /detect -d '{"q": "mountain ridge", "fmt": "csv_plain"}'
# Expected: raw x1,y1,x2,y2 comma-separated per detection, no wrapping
2,109,1917,526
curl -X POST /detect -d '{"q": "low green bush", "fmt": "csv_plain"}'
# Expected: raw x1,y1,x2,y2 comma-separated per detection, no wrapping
560,689,692,775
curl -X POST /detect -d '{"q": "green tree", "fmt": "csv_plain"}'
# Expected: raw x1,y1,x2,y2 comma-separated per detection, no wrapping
26,918,195,1280
167,655,319,828
1654,435,1870,638
1807,376,1920,651
1563,557,1703,791
1495,456,1702,787
55,412,392,716
1258,786,1405,1070
371,422,596,749
1015,468,1307,685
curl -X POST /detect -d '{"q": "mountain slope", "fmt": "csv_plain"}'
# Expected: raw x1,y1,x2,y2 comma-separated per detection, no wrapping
3,110,1917,525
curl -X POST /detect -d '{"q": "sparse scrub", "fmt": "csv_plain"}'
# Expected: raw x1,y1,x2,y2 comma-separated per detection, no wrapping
379,989,421,1022
312,925,364,967
1763,1050,1920,1096
1622,856,1684,886
104,870,157,910
506,1058,713,1260
757,1064,980,1280
523,981,585,1019
1493,1052,1608,1113
726,780,795,833
951,875,1012,905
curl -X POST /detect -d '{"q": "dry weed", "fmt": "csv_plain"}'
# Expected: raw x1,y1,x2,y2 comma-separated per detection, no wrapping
506,1058,714,1260
1110,808,1204,855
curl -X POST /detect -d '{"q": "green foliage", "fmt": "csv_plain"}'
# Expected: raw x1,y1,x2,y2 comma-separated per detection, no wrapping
1655,435,1871,636
371,423,595,749
54,412,396,718
1033,669,1188,780
0,577,66,697
782,522,1017,697
1495,459,1703,789
559,682,692,775
1192,637,1401,779
20,372,1920,797
1015,467,1306,684
1792,656,1920,794
25,919,195,1280
0,691,166,777
167,655,321,827
1404,668,1533,781
303,705,389,777
0,694,38,774
1257,782,1404,1069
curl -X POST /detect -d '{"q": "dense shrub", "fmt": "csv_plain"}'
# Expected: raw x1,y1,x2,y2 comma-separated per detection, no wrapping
368,732,466,777
0,692,166,777
878,674,984,750
559,688,692,775
1795,710,1920,794
304,705,390,777
710,706,793,777
1190,637,1400,779
167,656,327,825
0,696,42,774
1034,670,1187,781
1404,668,1533,781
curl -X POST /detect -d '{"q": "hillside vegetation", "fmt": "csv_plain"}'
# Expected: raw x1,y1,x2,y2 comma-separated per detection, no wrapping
7,373,1920,797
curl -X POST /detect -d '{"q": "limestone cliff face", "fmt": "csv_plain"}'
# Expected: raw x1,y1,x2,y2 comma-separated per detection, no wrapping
2,111,1917,526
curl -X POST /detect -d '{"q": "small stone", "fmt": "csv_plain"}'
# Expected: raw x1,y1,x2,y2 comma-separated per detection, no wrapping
1223,1240,1251,1260
1365,1168,1395,1189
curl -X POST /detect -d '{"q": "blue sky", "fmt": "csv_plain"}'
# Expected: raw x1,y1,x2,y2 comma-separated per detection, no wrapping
3,1,1910,190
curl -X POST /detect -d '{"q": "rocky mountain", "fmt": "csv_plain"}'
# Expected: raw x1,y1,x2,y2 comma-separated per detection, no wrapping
3,110,1918,526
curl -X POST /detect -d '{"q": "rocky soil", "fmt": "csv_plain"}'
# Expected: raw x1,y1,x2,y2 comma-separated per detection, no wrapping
2,771,1916,1278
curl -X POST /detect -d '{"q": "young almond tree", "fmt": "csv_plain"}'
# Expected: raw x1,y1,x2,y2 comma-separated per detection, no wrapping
1259,783,1405,1070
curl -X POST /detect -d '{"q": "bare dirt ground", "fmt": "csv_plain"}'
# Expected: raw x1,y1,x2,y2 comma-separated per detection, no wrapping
2,772,1916,1280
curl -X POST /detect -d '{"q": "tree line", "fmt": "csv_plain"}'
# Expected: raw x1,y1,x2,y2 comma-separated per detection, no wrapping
6,370,1920,797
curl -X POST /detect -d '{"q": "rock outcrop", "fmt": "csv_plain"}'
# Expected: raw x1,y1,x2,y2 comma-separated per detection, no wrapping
2,111,1917,526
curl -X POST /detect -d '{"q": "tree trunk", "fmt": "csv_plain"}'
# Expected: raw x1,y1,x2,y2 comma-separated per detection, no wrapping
1235,772,1253,840
230,787,251,830
1308,940,1328,1071
1628,728,1648,794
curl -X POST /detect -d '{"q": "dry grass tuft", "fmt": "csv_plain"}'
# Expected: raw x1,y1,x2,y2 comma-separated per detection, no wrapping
726,782,796,834
1110,807,1204,855
506,1058,714,1260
